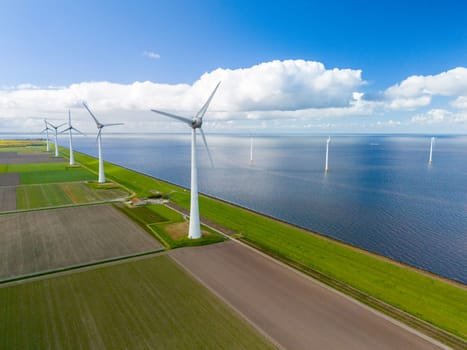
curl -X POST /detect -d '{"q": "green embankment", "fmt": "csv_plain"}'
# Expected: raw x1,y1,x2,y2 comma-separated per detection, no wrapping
71,149,467,341
0,255,274,349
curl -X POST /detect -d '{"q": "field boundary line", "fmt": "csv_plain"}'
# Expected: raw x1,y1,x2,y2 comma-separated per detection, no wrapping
0,248,166,287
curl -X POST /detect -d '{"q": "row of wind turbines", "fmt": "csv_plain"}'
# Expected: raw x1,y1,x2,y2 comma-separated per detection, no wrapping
40,82,437,240
41,83,219,239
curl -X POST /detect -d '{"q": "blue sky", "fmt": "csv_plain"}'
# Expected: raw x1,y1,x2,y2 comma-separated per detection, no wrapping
1,0,467,133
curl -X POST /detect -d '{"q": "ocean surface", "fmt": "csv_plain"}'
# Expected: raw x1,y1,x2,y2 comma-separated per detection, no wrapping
7,133,467,284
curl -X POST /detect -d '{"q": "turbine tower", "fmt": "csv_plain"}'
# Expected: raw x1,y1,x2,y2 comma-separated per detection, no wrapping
429,137,435,164
46,121,66,157
83,102,123,183
42,119,52,152
61,110,84,166
151,82,220,239
250,136,254,164
325,136,331,172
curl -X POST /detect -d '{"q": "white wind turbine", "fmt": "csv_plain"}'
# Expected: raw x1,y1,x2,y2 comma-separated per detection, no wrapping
83,102,123,183
61,110,84,166
46,121,66,157
325,136,331,172
151,82,220,239
41,119,52,152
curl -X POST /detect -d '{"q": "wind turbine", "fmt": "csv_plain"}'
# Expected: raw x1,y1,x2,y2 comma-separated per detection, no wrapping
41,119,52,152
61,110,84,166
151,82,220,239
46,121,66,157
83,102,123,183
429,137,435,164
325,136,331,172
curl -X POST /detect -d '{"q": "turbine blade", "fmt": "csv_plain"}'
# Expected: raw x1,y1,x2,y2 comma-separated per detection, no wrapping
83,102,101,126
96,128,102,142
151,109,192,126
195,81,221,120
57,122,67,129
68,110,71,126
200,128,214,168
59,127,72,134
102,123,124,127
46,121,56,128
72,127,86,136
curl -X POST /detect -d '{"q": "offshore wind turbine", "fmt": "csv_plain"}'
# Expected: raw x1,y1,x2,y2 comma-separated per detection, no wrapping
61,110,84,166
41,119,52,152
46,121,66,157
429,137,435,164
151,82,220,239
83,102,123,183
325,136,331,172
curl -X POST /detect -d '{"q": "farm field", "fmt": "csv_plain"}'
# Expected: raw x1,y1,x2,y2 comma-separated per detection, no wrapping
0,187,16,211
0,205,163,281
0,161,96,184
0,255,274,349
15,182,128,210
0,151,64,163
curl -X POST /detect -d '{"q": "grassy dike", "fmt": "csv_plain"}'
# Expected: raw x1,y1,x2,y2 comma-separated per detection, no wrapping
68,148,467,345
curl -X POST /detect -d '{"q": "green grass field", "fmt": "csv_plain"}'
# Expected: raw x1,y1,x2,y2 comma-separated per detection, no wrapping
0,255,274,349
0,162,96,184
71,149,467,340
16,183,128,209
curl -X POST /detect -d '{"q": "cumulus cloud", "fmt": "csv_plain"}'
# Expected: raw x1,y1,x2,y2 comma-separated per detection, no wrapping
384,67,467,110
0,59,368,132
143,51,161,59
451,96,467,109
411,109,451,124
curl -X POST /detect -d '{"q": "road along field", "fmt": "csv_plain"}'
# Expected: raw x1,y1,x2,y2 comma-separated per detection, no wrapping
0,204,163,281
170,241,445,350
0,255,274,349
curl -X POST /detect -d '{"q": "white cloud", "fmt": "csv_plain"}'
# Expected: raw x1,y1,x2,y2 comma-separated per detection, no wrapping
410,109,453,125
0,59,368,132
143,51,161,59
451,96,467,109
384,67,467,110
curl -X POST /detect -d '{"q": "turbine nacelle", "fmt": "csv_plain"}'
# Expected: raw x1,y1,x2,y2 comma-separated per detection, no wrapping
191,118,202,129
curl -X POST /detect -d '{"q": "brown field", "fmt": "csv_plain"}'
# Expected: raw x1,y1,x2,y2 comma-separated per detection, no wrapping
0,173,20,186
170,241,444,350
0,205,163,281
0,152,64,164
0,187,16,211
